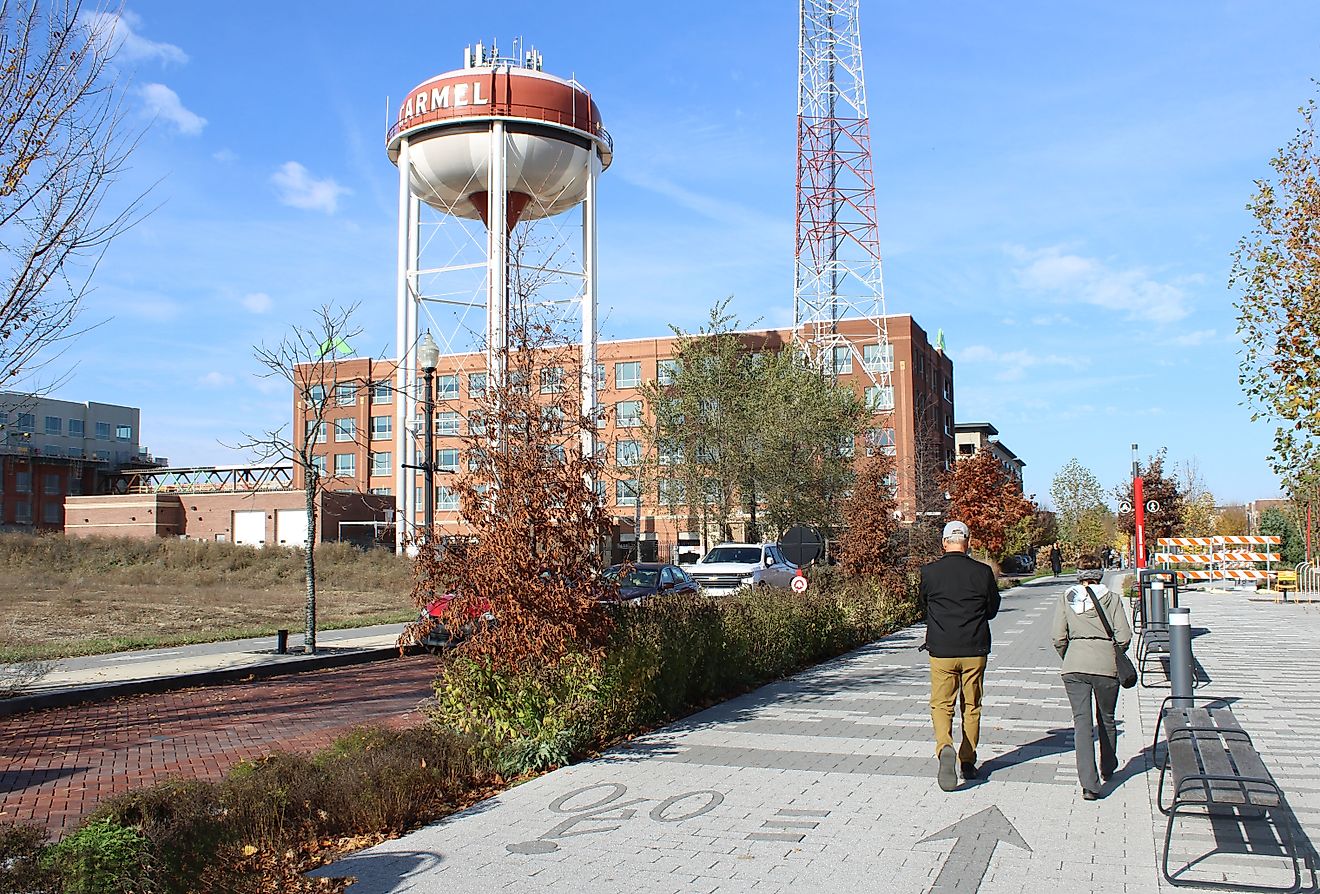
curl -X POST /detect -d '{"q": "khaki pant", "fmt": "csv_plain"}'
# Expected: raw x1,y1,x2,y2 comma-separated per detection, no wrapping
929,656,988,763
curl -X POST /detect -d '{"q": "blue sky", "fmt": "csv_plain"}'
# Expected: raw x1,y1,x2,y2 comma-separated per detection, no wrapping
49,2,1320,505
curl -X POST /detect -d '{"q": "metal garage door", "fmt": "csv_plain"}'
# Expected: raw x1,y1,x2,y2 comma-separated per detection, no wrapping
233,510,266,547
275,509,308,548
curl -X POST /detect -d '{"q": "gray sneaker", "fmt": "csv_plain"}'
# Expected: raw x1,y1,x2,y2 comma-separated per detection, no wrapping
937,746,958,791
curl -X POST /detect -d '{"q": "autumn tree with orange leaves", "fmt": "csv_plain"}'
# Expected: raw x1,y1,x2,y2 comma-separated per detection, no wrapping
945,448,1036,573
838,452,901,577
404,313,615,673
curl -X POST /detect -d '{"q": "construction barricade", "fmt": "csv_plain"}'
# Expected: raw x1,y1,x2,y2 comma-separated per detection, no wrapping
1155,536,1281,586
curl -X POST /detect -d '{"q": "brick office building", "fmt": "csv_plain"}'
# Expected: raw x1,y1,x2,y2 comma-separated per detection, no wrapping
294,315,954,561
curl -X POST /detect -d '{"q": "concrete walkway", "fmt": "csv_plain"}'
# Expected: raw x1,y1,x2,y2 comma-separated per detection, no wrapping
316,576,1320,894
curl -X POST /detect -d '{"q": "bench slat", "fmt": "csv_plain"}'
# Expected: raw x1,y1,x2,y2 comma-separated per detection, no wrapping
1167,727,1281,808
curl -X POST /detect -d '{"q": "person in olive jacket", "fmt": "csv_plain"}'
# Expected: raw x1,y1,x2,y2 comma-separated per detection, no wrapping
918,520,1000,792
1051,568,1133,800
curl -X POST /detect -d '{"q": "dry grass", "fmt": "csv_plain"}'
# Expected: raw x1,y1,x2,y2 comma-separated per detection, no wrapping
0,533,414,661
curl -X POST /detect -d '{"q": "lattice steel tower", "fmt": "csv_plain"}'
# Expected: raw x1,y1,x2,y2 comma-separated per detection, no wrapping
794,0,892,406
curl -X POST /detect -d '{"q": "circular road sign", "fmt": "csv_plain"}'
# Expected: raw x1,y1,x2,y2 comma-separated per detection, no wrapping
1146,500,1160,513
779,525,823,567
1118,501,1132,514
791,574,809,594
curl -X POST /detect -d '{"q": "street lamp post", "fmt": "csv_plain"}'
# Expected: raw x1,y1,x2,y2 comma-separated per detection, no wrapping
418,332,440,542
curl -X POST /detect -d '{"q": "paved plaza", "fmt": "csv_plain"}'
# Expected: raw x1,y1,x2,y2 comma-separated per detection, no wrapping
319,577,1320,893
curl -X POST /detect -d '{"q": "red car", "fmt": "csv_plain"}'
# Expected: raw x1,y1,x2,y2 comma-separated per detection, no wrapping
416,593,495,651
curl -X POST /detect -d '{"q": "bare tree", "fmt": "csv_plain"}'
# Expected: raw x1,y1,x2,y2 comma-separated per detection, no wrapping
235,303,365,654
1,1,147,386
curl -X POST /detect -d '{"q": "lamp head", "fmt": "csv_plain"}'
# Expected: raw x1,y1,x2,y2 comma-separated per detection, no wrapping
418,332,440,373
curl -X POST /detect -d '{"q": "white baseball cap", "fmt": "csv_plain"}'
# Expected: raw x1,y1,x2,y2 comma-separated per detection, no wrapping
942,520,970,540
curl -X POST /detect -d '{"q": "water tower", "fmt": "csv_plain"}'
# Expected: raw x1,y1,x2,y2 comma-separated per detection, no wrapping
386,42,612,548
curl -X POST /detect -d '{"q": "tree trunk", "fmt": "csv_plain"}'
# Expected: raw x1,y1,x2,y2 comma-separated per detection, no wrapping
304,478,317,654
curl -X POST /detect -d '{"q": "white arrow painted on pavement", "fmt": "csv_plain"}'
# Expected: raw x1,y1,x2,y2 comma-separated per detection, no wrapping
919,805,1031,892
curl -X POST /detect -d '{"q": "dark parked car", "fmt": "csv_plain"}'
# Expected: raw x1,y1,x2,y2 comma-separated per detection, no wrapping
1001,554,1036,574
601,563,701,603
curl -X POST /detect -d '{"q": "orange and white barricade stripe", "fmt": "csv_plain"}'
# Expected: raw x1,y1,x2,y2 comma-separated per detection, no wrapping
1218,552,1281,563
1155,554,1217,564
1157,538,1217,548
1174,568,1272,581
1214,536,1281,546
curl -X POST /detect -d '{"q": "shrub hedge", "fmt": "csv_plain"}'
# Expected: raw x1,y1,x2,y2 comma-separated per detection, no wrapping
433,572,919,775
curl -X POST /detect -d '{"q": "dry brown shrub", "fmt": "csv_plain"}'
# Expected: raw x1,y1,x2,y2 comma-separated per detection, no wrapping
405,318,614,672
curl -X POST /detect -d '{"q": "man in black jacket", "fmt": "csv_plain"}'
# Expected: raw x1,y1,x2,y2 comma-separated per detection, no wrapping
919,520,1001,791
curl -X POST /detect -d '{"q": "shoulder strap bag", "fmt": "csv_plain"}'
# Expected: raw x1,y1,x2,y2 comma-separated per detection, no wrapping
1087,585,1137,689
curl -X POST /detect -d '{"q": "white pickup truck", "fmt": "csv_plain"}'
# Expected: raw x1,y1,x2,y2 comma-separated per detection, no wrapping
687,542,799,595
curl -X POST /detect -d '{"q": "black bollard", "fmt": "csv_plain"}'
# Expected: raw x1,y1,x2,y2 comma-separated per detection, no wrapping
1169,607,1193,707
276,629,289,654
1151,580,1169,629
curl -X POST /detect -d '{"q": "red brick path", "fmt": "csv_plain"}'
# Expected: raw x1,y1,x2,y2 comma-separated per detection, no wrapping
0,656,440,837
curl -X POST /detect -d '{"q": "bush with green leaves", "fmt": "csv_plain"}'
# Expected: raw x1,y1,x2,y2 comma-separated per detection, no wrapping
41,818,154,894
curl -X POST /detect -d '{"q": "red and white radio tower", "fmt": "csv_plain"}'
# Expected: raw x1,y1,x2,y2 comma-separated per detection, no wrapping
794,0,892,408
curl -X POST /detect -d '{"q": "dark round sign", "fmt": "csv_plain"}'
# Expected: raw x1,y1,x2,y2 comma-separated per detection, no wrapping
779,525,823,567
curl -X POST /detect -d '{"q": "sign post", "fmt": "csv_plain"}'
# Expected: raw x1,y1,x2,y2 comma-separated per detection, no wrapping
1133,444,1146,570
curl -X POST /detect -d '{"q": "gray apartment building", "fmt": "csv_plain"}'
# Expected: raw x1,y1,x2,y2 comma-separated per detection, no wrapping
0,392,157,531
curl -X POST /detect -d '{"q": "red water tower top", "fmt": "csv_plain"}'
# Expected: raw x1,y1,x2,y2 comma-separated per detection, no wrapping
386,43,612,169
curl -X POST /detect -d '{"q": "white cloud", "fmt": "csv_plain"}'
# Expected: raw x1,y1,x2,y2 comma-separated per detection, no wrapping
139,84,206,135
212,148,238,164
199,371,234,388
271,162,350,214
241,292,273,314
1172,328,1217,347
954,344,1088,382
1011,246,1191,324
81,11,188,65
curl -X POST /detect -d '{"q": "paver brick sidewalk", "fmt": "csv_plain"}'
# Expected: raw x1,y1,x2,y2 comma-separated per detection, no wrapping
0,656,440,836
319,581,1165,894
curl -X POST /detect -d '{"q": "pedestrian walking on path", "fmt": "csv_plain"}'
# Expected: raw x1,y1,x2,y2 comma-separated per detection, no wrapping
1051,567,1132,801
918,520,1001,792
1049,543,1063,577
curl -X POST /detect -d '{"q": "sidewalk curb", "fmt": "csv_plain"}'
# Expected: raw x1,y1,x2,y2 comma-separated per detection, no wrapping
0,645,412,719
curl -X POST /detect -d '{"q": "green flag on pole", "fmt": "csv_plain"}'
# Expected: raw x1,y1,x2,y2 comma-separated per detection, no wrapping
319,336,354,358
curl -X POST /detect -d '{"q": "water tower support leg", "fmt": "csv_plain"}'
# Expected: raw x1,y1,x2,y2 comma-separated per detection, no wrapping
394,137,413,555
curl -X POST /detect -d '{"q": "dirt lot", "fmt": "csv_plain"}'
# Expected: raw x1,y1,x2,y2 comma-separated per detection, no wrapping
0,534,415,660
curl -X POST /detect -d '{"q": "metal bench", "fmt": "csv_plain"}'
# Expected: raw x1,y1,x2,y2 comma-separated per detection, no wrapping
1153,696,1301,892
1137,625,1170,687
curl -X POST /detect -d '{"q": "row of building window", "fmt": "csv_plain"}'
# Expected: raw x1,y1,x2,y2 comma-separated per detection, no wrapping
0,502,63,524
0,412,131,440
0,472,81,495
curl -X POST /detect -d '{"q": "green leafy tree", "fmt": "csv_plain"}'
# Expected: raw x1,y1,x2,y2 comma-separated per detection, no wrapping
1232,91,1320,497
1260,507,1305,566
1050,458,1107,548
642,300,865,546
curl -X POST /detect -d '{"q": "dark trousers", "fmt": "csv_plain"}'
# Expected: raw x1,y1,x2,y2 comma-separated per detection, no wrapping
1051,560,1062,576
1062,672,1119,792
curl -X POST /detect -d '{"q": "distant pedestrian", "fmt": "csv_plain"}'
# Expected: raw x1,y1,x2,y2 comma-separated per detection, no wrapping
1051,568,1132,800
919,521,1001,792
1049,543,1063,577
